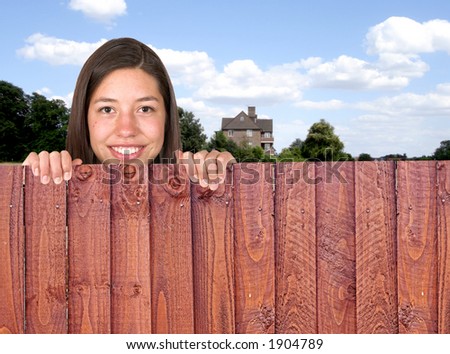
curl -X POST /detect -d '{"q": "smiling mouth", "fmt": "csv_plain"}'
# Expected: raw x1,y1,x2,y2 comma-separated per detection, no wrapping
109,146,145,159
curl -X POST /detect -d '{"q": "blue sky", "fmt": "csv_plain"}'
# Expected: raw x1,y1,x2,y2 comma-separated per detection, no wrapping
1,0,450,157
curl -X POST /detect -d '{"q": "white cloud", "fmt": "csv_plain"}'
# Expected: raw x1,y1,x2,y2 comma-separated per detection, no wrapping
366,16,450,55
68,0,127,24
195,59,305,105
305,55,412,90
295,99,345,110
355,85,450,116
154,47,216,87
17,33,107,65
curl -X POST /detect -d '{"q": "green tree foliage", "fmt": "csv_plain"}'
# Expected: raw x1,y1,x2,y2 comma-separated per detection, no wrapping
0,81,29,161
178,107,207,153
433,140,450,160
25,93,69,153
301,119,348,161
0,81,69,162
277,138,304,161
207,131,273,162
358,153,374,161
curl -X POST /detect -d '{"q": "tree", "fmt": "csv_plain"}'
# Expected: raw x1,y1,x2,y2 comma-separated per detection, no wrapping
301,119,348,161
0,81,29,161
178,107,207,153
207,131,238,153
358,153,374,161
277,138,304,162
25,93,69,153
433,140,450,160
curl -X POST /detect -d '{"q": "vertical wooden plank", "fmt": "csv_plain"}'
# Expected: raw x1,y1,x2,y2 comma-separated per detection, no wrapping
355,161,398,333
397,161,438,333
0,166,24,334
275,162,316,333
25,168,67,333
234,163,275,333
150,164,194,333
111,164,151,333
437,160,450,333
68,165,111,333
191,172,235,333
316,161,356,333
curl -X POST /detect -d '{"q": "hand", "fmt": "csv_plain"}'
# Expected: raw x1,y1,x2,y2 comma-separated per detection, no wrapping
176,149,236,191
22,150,83,184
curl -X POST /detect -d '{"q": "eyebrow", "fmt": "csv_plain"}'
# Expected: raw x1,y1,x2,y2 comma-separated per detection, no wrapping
93,96,160,104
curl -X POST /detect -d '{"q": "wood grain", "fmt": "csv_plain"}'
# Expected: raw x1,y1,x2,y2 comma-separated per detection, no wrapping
233,163,275,333
0,166,24,334
397,161,438,333
24,168,67,333
437,161,450,333
275,162,316,333
68,165,111,333
316,161,356,333
191,170,235,333
149,164,194,333
111,164,151,333
355,161,398,333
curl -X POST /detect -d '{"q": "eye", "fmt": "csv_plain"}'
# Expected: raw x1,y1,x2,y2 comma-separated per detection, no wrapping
139,106,154,113
100,106,114,114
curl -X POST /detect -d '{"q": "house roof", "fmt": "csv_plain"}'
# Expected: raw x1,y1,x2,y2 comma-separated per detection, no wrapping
221,111,272,132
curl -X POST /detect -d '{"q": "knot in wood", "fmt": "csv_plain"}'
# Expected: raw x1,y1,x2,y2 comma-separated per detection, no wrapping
168,176,182,190
76,165,93,181
123,165,137,180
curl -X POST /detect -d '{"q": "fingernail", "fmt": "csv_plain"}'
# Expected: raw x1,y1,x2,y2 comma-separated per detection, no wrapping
54,177,62,185
64,172,71,181
34,168,39,176
41,175,50,184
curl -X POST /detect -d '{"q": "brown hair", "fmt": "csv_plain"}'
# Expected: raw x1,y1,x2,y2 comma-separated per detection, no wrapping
66,37,181,163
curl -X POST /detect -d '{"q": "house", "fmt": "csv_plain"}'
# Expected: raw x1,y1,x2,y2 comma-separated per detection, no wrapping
221,106,274,153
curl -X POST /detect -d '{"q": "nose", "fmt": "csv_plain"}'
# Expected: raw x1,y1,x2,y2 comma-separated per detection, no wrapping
115,110,138,137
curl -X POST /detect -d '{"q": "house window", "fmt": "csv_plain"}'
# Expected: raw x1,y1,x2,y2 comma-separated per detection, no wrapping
228,130,234,137
264,143,271,151
246,129,253,137
264,132,271,138
240,116,244,122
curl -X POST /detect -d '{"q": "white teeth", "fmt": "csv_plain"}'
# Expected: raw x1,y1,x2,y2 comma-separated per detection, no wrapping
111,146,141,155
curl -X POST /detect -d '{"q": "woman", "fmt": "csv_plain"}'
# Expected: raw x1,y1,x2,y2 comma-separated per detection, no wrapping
23,37,234,190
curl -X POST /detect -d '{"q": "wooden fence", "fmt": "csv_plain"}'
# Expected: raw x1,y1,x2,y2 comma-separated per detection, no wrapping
0,161,449,334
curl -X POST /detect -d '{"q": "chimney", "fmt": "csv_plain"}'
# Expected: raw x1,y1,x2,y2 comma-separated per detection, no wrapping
248,106,257,123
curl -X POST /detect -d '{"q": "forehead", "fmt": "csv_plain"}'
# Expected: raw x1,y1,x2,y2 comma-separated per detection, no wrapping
92,68,161,97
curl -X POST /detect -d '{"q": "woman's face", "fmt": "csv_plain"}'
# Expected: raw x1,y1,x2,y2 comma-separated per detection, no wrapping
88,68,166,163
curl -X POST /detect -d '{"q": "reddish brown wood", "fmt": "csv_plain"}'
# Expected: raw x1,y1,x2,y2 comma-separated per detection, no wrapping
437,161,450,333
110,164,151,333
316,161,356,333
24,168,67,333
191,171,235,333
233,163,275,333
0,166,24,334
397,161,438,333
68,165,111,333
355,161,398,333
149,164,194,333
275,162,317,333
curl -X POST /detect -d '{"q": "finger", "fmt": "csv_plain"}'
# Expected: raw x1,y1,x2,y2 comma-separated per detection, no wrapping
204,150,221,189
60,151,82,181
38,151,51,184
49,151,64,184
176,150,198,183
216,151,236,184
193,150,208,187
23,152,40,176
